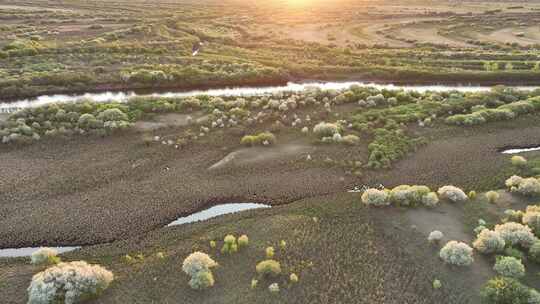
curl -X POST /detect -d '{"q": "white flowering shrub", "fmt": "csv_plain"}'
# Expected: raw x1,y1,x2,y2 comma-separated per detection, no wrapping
31,248,60,265
361,189,390,206
182,252,218,277
493,256,525,278
473,229,505,254
437,186,468,203
428,230,444,243
182,251,218,290
494,222,537,248
27,261,113,304
506,176,540,196
439,241,474,266
505,175,523,188
313,122,341,138
523,205,540,235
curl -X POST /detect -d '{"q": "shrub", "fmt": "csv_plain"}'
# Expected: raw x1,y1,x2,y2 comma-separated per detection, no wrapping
97,108,128,122
340,134,360,145
279,240,286,250
511,156,528,167
485,191,500,203
27,261,114,304
182,252,218,277
437,186,468,203
422,192,440,207
361,188,390,206
238,235,249,248
494,256,525,278
523,205,540,235
530,289,540,304
30,248,60,265
506,176,540,196
251,279,258,289
433,279,442,290
473,229,505,254
265,247,275,259
77,113,100,130
389,185,431,206
428,230,444,244
189,270,215,290
468,190,477,199
313,122,341,138
256,260,281,277
530,241,540,263
268,283,280,293
290,273,299,283
439,241,474,266
221,234,238,254
241,132,276,147
494,222,537,248
505,175,524,188
480,277,533,304
504,209,524,223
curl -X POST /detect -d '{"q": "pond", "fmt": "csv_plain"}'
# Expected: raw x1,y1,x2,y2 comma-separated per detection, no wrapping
501,146,540,154
0,246,81,258
167,203,271,227
1,81,537,113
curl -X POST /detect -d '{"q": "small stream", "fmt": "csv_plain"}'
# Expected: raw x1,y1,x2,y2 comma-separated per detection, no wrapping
501,146,540,154
167,203,270,227
1,81,537,113
0,246,81,258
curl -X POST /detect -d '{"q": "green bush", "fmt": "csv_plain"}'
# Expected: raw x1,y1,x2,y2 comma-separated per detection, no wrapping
255,260,281,277
240,132,276,147
480,277,533,304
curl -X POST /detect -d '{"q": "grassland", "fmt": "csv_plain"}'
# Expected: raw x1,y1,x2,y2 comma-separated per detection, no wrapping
3,0,540,100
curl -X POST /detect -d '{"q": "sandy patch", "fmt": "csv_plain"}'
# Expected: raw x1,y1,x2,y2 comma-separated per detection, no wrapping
209,143,314,170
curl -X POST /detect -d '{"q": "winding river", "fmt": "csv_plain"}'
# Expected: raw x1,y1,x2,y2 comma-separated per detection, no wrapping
1,81,538,113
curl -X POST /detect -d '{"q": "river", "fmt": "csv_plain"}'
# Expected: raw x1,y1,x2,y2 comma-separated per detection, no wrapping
1,81,537,113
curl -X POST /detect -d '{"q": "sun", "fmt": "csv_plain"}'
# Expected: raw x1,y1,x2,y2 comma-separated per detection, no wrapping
283,0,313,9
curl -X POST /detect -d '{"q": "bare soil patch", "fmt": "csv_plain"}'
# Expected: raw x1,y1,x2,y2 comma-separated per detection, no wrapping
208,143,314,170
